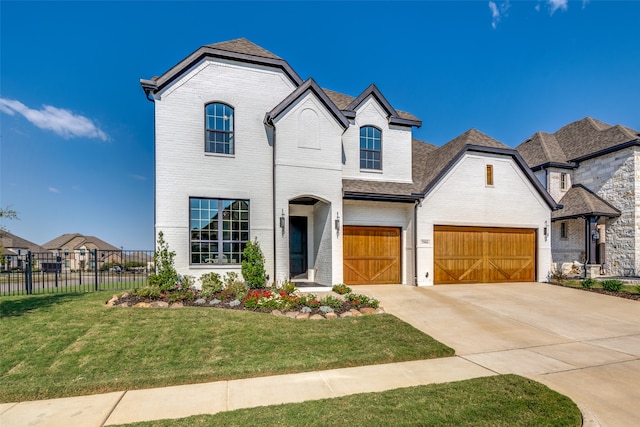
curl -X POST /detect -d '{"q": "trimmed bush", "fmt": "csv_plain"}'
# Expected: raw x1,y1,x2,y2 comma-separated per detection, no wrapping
581,278,597,289
602,279,623,292
242,239,267,289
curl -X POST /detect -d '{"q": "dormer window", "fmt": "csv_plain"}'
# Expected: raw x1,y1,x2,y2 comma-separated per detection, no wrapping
560,173,568,191
360,126,381,170
205,103,234,154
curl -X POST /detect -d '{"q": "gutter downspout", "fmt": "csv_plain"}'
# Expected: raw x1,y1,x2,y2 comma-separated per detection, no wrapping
264,115,277,286
414,199,419,286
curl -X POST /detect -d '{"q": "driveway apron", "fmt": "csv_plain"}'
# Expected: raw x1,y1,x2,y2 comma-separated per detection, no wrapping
358,283,640,427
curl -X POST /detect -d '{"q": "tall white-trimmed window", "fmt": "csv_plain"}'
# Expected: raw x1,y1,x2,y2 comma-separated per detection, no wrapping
190,198,249,264
205,103,234,154
360,126,382,170
560,173,568,191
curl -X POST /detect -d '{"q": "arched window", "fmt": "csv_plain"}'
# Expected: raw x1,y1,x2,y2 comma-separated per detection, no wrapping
360,126,382,170
205,103,234,154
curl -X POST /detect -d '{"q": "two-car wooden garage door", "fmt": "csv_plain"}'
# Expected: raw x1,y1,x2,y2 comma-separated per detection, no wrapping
434,226,536,284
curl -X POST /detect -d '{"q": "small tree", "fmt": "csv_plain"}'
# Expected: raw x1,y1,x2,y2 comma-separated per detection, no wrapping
0,207,18,261
148,231,179,291
241,238,266,289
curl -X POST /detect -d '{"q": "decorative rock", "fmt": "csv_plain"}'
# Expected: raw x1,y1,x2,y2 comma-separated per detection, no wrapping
134,302,150,308
170,302,184,308
349,309,362,317
339,311,353,318
271,310,284,317
209,299,221,306
285,311,300,319
150,301,169,308
301,306,312,313
296,312,310,320
325,312,338,319
121,291,131,298
310,314,324,320
229,299,241,307
319,306,334,313
194,298,206,305
359,307,377,315
106,295,119,306
375,307,385,314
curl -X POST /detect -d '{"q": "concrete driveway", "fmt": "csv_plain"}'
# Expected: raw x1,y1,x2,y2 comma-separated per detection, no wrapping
358,282,640,427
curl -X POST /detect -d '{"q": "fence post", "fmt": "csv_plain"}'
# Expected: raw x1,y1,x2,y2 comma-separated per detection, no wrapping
93,249,99,291
25,251,33,295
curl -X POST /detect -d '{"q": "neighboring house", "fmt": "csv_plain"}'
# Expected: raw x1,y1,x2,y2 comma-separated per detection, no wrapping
42,233,120,272
0,231,47,270
141,38,557,286
516,117,640,277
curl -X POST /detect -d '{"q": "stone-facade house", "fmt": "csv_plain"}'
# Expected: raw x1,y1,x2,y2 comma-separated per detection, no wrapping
141,38,557,288
42,233,120,272
516,117,640,277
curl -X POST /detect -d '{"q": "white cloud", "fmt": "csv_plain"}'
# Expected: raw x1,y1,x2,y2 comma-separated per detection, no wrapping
547,0,568,15
131,174,147,181
0,98,108,141
49,187,60,193
489,1,510,29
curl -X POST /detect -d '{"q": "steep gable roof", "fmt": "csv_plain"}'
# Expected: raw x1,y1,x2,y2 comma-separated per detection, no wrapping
265,78,349,129
516,117,640,169
0,231,46,253
141,38,303,98
552,184,621,220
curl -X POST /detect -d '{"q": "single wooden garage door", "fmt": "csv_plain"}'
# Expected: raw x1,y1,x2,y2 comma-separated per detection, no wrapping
344,226,401,285
434,226,535,284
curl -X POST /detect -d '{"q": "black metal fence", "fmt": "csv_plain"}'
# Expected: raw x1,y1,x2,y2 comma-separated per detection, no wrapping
0,249,154,296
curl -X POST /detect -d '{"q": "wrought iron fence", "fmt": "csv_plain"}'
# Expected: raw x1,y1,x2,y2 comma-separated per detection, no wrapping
0,249,154,296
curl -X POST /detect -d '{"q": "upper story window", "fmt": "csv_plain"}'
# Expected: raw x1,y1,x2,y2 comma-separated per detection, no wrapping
560,222,568,239
560,173,568,191
205,103,234,155
486,164,494,186
360,126,382,170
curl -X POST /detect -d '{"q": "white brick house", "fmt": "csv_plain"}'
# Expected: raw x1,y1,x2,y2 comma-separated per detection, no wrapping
517,117,640,277
141,38,557,287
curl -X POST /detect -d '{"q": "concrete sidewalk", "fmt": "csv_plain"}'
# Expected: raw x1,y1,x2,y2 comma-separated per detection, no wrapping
0,357,494,426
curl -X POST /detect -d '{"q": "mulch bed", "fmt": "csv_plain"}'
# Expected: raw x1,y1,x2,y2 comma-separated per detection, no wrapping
549,281,640,301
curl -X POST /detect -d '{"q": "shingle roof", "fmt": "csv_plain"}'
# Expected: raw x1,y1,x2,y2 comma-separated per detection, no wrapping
206,38,281,59
516,117,640,168
42,233,119,251
418,128,510,192
323,88,421,123
552,185,621,220
0,231,46,253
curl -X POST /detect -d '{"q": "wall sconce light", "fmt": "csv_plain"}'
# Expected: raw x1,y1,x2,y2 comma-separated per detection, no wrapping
544,220,548,241
335,212,341,235
279,209,285,234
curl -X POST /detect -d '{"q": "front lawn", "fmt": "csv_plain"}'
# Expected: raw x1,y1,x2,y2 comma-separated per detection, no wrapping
0,291,453,402
118,375,582,427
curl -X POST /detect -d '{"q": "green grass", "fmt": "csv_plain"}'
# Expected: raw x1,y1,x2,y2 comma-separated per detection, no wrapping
562,279,640,294
0,291,453,402
118,375,582,427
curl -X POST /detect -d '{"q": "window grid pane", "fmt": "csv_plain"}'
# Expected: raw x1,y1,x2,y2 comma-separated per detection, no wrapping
359,126,381,170
205,103,234,154
190,198,249,265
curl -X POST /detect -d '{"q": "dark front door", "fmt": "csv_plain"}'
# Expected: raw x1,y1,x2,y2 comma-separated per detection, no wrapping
289,216,308,277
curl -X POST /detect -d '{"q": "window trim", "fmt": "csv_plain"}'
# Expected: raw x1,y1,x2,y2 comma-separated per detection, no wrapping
560,173,568,191
486,164,494,186
359,125,382,171
204,102,235,155
560,222,568,239
189,197,250,265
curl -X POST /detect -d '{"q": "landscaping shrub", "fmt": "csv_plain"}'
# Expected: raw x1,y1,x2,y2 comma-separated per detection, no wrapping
345,293,380,309
200,272,224,298
241,239,267,288
132,285,161,299
221,272,247,299
602,279,623,292
320,295,344,309
551,270,567,283
280,280,297,294
581,278,597,289
332,283,351,295
148,231,179,291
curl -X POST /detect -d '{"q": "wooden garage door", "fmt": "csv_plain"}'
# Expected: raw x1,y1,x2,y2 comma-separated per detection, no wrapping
434,226,535,284
343,226,401,285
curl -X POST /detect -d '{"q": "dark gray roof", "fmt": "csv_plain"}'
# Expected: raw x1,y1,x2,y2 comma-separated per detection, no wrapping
323,86,421,125
552,185,621,220
516,117,640,168
206,38,281,59
0,231,46,253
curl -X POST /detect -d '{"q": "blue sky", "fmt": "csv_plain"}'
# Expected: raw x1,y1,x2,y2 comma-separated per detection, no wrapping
1,1,638,249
